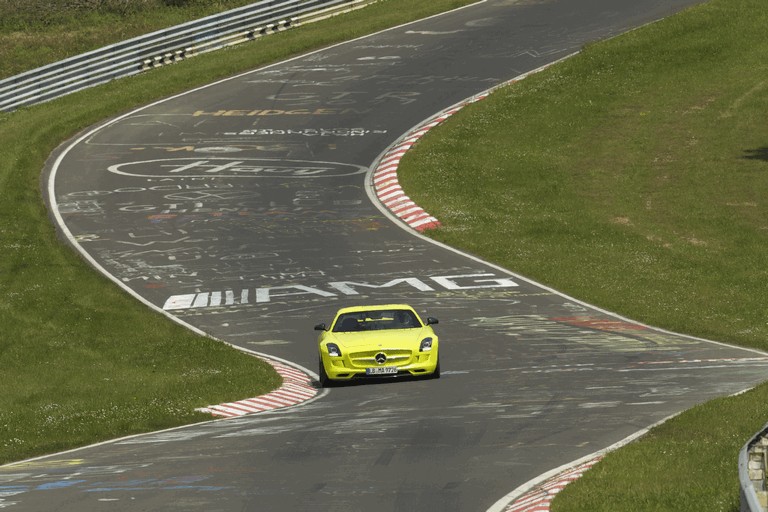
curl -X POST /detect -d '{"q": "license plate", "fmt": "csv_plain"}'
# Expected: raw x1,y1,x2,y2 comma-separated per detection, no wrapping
366,367,398,376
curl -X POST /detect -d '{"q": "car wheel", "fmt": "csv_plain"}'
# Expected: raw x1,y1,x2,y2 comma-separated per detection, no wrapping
318,357,331,388
431,357,441,379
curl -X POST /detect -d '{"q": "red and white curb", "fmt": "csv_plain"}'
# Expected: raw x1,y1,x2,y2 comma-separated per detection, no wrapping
502,456,602,512
372,58,569,233
372,93,490,232
196,359,318,418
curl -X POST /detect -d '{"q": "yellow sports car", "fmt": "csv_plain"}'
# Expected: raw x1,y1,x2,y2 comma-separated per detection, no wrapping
315,304,440,387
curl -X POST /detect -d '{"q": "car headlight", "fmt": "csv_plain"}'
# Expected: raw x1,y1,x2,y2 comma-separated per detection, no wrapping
326,343,342,357
419,337,433,352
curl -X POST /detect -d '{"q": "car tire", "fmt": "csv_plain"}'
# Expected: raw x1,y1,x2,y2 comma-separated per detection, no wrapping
318,357,331,388
431,357,441,379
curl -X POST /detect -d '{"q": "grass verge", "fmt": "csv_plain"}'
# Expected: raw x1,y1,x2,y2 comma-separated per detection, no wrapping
0,0,476,465
0,0,262,79
396,0,768,509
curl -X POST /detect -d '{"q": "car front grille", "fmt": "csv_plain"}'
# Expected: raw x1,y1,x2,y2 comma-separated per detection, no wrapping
349,349,412,368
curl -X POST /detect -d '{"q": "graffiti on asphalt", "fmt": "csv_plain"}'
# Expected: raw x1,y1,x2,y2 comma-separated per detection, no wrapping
163,273,519,310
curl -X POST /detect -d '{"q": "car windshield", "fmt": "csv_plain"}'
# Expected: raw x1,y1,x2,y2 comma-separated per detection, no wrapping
332,309,421,333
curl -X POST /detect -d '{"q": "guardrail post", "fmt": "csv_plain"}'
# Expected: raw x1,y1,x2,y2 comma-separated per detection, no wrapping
741,425,768,512
759,439,768,508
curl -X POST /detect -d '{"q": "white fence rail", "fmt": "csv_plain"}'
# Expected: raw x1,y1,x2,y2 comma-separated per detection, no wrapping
0,0,375,112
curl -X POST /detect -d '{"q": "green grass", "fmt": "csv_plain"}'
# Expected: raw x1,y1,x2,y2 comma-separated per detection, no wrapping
0,0,261,78
552,388,768,511
0,0,476,465
396,0,768,509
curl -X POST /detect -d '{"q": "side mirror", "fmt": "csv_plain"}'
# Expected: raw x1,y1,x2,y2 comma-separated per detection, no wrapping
426,317,439,325
314,323,327,331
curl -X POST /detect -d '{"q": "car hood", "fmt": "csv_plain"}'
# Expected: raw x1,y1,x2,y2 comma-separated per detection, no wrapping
329,328,432,349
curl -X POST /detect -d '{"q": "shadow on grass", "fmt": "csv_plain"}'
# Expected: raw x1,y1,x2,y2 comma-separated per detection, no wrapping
743,147,768,161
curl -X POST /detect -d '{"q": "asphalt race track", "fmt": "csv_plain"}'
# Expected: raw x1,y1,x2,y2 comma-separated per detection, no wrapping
7,0,768,511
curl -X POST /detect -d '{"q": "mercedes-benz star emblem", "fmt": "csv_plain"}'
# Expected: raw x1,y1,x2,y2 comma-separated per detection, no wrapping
375,353,387,365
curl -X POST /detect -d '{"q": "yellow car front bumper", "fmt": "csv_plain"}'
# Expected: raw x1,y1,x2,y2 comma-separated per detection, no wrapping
320,349,439,381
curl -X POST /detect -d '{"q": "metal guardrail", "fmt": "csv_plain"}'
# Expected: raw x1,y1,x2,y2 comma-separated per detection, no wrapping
0,0,376,112
741,422,768,512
